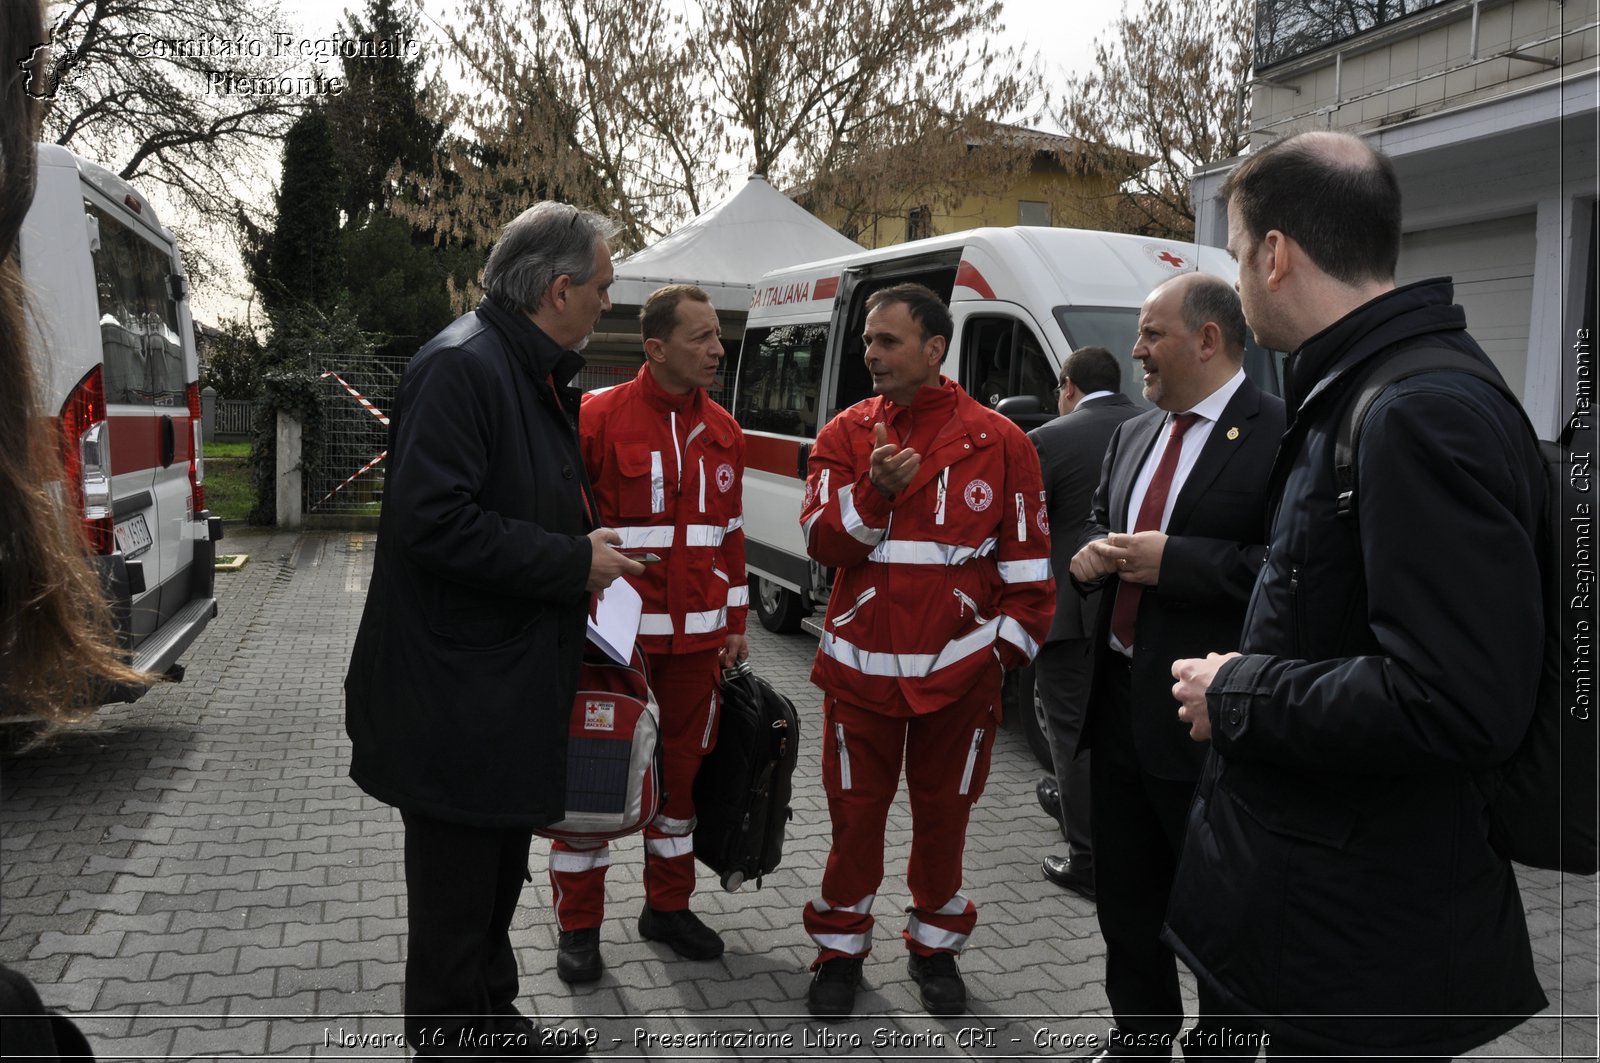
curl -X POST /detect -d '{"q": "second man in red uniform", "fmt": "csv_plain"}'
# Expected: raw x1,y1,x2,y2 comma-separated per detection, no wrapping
551,284,749,982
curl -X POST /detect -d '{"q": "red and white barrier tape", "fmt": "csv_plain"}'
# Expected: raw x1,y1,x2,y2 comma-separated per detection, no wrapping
316,449,388,509
319,370,390,426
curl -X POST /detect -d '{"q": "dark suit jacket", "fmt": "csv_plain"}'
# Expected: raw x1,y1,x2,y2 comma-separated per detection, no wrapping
345,297,598,828
1079,377,1285,781
1029,393,1141,643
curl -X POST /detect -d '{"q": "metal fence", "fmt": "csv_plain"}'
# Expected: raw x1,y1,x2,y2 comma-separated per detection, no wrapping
305,353,407,515
302,356,733,515
213,398,258,441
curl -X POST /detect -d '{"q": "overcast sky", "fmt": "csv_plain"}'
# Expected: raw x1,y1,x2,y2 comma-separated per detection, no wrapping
277,0,1132,128
202,0,1133,321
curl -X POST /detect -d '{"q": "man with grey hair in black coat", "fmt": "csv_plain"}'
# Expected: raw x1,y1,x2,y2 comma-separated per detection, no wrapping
346,201,644,1058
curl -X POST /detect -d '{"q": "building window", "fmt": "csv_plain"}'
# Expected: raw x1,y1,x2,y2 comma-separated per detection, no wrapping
1018,200,1050,227
907,206,932,242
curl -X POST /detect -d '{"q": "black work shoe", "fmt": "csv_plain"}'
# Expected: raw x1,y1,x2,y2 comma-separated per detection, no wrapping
638,906,725,960
806,956,865,1018
1042,854,1097,902
1036,775,1062,820
907,950,967,1015
555,927,604,984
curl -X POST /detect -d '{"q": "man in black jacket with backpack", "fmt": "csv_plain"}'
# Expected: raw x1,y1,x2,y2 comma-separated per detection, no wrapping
1166,132,1547,1060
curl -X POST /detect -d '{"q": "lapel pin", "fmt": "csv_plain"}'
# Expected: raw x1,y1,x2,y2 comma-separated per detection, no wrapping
1226,426,1240,441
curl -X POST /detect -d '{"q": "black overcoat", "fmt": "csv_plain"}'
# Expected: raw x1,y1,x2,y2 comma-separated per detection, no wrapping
1163,280,1548,1055
345,297,596,828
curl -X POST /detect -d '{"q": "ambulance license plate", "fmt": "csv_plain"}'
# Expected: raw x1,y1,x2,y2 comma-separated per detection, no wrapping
114,513,153,559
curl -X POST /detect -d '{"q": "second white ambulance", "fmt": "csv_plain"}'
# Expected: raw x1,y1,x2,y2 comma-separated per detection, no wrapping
728,225,1281,634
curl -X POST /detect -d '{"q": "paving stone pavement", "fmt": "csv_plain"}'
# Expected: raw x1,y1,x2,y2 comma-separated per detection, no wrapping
2,528,1595,1061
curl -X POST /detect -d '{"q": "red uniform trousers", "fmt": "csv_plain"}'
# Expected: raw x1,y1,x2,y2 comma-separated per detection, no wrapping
802,678,999,964
550,648,721,929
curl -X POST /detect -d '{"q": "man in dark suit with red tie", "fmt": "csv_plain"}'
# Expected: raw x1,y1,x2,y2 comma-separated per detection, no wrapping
1069,271,1285,1060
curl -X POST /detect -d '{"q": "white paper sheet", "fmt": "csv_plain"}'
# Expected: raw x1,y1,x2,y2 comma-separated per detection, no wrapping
585,575,642,665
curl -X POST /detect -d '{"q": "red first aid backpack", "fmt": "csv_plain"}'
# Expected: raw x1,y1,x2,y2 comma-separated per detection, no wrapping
533,645,662,845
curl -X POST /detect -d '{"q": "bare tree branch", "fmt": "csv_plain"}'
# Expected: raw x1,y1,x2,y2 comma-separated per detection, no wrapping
1055,0,1252,239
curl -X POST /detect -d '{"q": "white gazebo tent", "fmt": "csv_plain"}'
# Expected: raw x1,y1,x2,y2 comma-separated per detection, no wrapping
582,175,863,390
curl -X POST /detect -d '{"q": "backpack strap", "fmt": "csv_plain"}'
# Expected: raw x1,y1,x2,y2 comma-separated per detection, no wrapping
1333,346,1520,519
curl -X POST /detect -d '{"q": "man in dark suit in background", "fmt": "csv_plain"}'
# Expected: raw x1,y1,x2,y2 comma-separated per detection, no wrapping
1069,271,1284,1060
345,202,644,1058
1027,347,1140,901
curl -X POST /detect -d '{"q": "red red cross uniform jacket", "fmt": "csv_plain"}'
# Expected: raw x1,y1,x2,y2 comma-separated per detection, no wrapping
579,366,749,651
802,380,1053,709
799,379,1054,961
549,366,748,924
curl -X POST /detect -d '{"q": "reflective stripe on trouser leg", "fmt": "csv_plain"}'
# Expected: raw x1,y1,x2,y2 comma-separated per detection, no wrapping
901,677,999,956
643,646,723,910
549,839,611,931
803,893,877,966
807,695,908,961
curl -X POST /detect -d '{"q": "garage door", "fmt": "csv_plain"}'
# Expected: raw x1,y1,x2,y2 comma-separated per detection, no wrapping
1397,214,1535,402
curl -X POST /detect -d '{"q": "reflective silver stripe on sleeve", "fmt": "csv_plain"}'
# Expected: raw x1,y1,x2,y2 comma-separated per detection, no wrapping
726,515,744,533
997,558,1052,583
837,484,887,546
727,584,749,608
998,614,1041,660
802,508,824,541
616,526,673,549
867,537,998,566
1015,492,1027,542
819,468,830,503
685,524,727,547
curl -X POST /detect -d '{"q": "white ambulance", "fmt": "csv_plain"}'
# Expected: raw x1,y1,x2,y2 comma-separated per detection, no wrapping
729,225,1280,634
19,144,220,701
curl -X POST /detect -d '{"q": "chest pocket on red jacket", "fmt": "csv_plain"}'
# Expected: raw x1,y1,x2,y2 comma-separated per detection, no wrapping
612,440,664,519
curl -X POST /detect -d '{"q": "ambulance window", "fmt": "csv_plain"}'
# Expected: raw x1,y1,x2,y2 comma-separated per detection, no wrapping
734,323,827,438
963,316,1055,411
1055,305,1150,409
88,203,185,408
1016,328,1056,409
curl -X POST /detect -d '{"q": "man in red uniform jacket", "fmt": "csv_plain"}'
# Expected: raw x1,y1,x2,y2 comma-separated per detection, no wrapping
798,283,1054,1018
550,284,749,983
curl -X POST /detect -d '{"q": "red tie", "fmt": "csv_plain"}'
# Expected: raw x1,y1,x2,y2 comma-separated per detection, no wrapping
1110,413,1199,650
